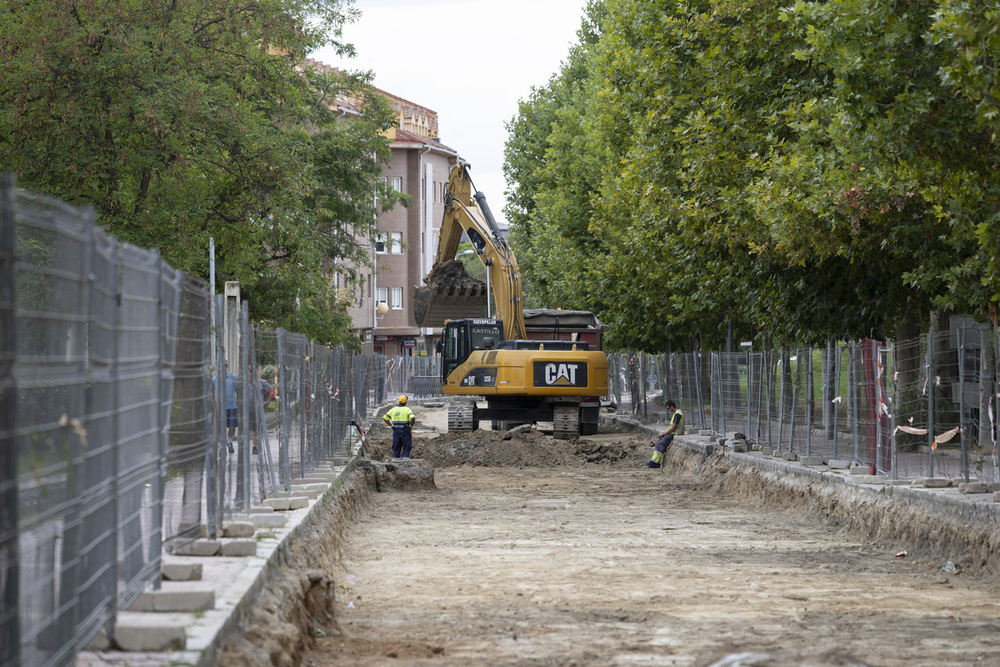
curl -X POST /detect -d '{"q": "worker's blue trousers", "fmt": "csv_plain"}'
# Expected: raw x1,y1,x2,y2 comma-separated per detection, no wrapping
392,427,413,459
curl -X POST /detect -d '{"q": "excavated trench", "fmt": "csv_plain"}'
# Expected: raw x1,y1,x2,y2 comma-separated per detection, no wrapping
215,417,1000,666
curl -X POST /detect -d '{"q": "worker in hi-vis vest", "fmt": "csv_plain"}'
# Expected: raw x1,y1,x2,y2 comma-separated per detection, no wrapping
645,400,684,469
383,395,416,460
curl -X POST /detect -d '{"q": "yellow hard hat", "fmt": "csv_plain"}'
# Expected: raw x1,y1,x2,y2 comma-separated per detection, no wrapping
398,395,408,405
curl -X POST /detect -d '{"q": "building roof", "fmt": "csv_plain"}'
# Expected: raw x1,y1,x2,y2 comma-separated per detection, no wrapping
301,58,455,153
391,127,458,155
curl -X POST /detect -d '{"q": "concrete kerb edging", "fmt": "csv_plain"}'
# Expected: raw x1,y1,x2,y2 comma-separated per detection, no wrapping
82,441,368,667
603,413,1000,532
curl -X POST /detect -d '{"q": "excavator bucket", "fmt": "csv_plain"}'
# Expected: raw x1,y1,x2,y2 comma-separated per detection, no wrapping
413,260,488,327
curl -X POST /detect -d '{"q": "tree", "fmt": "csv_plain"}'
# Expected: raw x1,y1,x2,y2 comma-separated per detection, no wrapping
504,1,608,311
0,0,404,345
504,0,1000,351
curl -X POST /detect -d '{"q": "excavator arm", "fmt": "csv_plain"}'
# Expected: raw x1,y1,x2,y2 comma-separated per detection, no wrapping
413,163,526,340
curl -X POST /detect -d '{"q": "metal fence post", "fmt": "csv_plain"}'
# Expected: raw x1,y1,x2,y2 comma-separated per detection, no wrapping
806,347,813,457
0,173,18,667
959,328,968,482
833,343,842,459
746,344,752,439
299,340,307,478
778,349,786,451
237,302,251,512
890,341,899,481
927,331,935,477
277,328,291,492
851,341,859,462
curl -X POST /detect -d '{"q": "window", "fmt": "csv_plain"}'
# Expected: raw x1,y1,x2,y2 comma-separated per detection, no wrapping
391,287,403,310
390,231,403,254
376,287,387,306
375,233,387,254
391,176,402,192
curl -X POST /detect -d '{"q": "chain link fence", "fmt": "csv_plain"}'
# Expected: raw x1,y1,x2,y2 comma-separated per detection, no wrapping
6,177,1000,666
0,180,431,666
614,330,1000,485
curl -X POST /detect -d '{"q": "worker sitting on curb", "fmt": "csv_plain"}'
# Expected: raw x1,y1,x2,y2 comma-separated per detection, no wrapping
384,395,416,461
645,400,684,469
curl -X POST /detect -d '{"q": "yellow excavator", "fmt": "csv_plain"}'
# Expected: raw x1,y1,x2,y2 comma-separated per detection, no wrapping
414,163,608,439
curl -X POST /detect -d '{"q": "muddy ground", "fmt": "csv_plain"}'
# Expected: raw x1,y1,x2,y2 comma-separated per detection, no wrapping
223,406,1000,667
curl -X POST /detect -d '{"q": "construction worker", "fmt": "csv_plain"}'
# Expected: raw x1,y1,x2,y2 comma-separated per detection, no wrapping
645,399,684,469
383,395,416,460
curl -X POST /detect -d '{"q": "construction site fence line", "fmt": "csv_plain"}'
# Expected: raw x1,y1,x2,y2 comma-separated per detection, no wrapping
5,179,1000,666
609,331,1000,486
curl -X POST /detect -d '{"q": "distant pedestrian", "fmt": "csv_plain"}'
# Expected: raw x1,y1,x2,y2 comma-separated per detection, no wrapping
383,395,416,460
645,400,684,469
212,360,239,454
248,373,276,456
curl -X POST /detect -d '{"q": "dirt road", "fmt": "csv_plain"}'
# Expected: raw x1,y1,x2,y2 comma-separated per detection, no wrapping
304,408,1000,667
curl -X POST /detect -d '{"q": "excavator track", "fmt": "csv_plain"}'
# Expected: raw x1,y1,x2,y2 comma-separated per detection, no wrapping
552,405,580,440
448,401,477,433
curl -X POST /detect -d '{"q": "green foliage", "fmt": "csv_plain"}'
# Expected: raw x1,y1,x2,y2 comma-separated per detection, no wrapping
504,0,1000,352
0,0,404,346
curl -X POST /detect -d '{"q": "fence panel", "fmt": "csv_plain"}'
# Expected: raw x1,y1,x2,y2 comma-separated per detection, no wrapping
162,277,212,550
1,176,18,667
14,189,105,667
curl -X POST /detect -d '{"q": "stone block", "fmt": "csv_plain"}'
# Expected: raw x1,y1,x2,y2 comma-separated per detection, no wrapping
129,589,214,612
729,440,748,453
85,627,111,651
914,477,951,488
782,452,798,462
288,496,310,510
800,456,825,466
827,459,852,469
250,505,275,514
251,513,287,528
176,522,206,538
113,614,186,652
959,482,989,494
726,431,747,441
172,539,221,557
851,475,886,485
223,521,256,538
302,482,330,492
221,539,258,557
161,562,203,581
301,473,337,482
291,486,320,499
263,497,291,511
698,429,713,436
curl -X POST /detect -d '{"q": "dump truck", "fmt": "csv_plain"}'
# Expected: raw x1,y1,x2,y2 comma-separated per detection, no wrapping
414,163,608,438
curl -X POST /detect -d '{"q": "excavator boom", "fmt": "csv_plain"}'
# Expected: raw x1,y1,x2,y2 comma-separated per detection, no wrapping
413,163,525,340
416,163,609,439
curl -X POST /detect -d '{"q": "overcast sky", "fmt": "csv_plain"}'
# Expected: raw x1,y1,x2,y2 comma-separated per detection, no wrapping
310,0,589,227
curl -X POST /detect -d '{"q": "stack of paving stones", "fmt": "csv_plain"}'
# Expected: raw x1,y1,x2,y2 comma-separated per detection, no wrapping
80,460,352,664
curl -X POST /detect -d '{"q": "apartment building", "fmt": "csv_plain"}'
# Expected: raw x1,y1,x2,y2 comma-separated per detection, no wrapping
302,59,461,355
350,91,459,356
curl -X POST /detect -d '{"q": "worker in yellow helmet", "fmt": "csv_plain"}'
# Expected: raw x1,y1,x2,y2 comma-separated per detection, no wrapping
645,399,684,469
383,395,416,460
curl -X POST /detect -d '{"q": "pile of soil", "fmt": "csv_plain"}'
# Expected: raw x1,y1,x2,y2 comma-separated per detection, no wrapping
363,421,651,468
424,259,484,290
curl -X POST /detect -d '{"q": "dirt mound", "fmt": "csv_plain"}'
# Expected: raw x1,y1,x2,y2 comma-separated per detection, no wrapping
424,259,484,289
364,425,650,468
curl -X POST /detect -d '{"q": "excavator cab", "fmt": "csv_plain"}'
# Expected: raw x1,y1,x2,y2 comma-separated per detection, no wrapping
441,318,503,381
